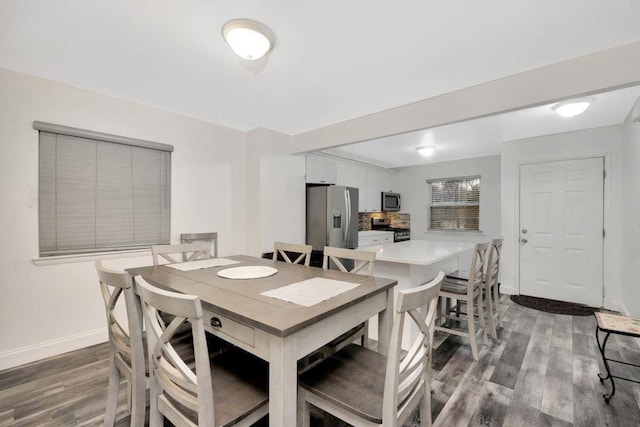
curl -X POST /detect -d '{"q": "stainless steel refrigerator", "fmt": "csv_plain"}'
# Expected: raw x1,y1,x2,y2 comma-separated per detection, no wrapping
306,186,359,266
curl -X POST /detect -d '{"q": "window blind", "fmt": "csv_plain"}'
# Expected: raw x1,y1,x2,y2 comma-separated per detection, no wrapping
428,176,480,231
37,122,172,256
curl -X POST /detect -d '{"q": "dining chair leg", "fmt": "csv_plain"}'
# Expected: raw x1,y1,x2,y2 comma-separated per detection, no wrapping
493,283,504,327
477,290,488,345
148,377,163,427
485,286,498,339
420,371,432,427
104,354,120,427
298,386,311,427
466,294,480,361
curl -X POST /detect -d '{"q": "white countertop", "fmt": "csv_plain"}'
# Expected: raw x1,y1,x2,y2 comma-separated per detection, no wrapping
358,230,394,237
358,240,475,266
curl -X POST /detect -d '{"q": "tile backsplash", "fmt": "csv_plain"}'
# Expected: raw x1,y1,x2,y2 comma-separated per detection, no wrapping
358,212,410,230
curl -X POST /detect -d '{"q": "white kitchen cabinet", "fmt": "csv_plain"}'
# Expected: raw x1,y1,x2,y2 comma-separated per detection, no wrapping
358,230,394,247
325,157,399,212
381,172,398,193
306,155,337,184
336,162,359,188
358,167,367,211
365,169,382,212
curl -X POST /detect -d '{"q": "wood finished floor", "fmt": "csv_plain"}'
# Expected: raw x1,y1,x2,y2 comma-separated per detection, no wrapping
1,297,639,426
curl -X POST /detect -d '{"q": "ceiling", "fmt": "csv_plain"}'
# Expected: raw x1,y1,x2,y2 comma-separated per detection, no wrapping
322,85,640,168
2,1,640,165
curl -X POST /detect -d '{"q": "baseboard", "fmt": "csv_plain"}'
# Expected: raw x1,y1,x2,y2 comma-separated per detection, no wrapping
617,302,640,351
500,283,515,295
0,328,109,371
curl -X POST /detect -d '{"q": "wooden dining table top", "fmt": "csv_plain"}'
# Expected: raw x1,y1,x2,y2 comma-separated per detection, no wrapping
127,254,397,337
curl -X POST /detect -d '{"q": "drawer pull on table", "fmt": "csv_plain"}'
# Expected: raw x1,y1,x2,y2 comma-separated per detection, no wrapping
210,317,222,328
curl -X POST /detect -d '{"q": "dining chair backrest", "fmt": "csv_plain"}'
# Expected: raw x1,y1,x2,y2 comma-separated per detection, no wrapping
467,242,489,292
484,238,503,290
135,275,268,427
297,271,444,426
95,261,146,427
135,275,214,426
272,241,312,266
322,246,376,276
383,271,444,424
151,242,212,265
180,232,218,259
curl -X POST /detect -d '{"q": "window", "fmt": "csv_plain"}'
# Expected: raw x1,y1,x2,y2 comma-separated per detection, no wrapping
428,176,480,231
36,121,173,256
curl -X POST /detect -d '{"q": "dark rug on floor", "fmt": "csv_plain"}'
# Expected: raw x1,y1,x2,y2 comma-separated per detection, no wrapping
510,294,599,316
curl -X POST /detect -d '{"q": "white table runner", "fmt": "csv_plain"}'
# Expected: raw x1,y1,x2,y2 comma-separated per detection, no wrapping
166,258,240,271
261,277,360,307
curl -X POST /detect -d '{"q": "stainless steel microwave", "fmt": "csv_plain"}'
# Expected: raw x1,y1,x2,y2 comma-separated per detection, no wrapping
381,192,401,211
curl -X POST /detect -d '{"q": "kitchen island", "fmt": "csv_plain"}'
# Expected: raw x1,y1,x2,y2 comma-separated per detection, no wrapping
358,239,476,346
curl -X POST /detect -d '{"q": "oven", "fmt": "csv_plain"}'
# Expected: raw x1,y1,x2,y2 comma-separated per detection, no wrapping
371,218,410,242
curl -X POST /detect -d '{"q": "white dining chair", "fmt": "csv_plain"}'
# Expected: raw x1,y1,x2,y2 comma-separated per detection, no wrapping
135,275,269,427
272,241,312,266
322,245,376,275
181,232,218,259
297,246,377,373
151,241,212,265
298,272,444,427
436,242,489,361
96,261,146,427
445,238,503,338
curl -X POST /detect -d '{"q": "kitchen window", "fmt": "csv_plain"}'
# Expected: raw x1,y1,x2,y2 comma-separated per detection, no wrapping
36,121,173,257
427,176,480,231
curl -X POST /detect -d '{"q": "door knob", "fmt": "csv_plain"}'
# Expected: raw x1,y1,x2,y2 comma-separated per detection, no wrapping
521,238,528,244
521,229,528,234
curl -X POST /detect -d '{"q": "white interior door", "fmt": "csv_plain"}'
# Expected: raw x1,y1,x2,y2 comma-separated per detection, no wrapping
519,158,603,307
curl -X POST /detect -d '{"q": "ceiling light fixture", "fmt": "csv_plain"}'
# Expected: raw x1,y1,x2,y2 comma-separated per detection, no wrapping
222,19,274,60
417,146,436,157
551,98,594,118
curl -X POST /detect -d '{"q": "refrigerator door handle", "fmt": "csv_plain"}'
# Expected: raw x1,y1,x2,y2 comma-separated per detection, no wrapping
344,189,351,245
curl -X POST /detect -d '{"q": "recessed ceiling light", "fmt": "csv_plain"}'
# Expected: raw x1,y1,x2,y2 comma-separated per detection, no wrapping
417,146,436,157
222,19,274,60
551,98,594,118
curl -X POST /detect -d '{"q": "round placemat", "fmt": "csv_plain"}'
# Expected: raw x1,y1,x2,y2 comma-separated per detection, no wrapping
217,265,278,279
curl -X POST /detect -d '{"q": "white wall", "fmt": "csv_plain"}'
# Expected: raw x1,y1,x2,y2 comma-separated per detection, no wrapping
397,156,502,265
620,124,640,317
246,128,306,256
0,68,248,369
293,42,640,153
500,125,625,310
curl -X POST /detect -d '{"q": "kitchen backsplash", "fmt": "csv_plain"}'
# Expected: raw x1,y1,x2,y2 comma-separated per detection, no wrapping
358,212,410,230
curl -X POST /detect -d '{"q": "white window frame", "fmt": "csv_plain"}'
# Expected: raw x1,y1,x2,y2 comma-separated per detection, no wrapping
427,175,482,233
35,121,173,257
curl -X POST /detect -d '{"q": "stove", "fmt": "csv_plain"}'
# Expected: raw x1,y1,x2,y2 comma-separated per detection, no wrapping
371,218,411,242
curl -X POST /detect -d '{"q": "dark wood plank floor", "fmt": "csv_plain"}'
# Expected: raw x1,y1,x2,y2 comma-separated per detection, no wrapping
1,298,639,426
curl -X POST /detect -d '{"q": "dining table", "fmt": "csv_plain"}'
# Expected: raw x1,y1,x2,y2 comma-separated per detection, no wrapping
127,254,397,426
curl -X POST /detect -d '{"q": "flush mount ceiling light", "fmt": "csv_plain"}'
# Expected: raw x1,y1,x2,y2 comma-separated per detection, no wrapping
551,98,594,118
222,19,274,60
417,146,436,157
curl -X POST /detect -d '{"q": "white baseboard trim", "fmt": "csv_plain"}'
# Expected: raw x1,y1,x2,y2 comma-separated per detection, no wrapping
500,284,515,295
617,302,640,350
0,328,109,371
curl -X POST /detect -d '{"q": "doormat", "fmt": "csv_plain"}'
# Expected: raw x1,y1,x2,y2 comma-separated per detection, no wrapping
510,295,599,316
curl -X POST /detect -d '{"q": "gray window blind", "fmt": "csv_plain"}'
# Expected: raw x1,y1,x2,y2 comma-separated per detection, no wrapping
428,176,480,231
37,122,172,256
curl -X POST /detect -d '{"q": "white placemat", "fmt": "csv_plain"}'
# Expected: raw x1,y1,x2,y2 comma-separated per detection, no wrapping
217,266,278,279
261,277,360,307
166,258,240,271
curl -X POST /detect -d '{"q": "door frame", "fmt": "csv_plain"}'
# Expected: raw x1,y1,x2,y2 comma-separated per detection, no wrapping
515,155,611,308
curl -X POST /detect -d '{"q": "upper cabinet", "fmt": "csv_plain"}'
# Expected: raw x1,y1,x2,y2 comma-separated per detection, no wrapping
336,162,359,188
306,154,399,212
306,155,337,184
337,159,398,212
